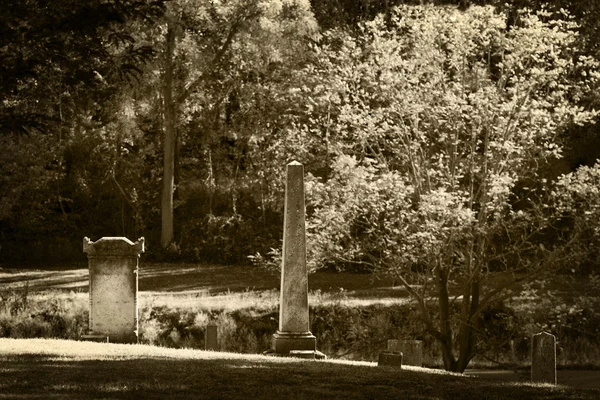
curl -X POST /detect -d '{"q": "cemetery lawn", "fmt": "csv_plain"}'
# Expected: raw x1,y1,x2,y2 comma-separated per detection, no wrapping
1,339,598,400
2,263,600,371
0,262,400,296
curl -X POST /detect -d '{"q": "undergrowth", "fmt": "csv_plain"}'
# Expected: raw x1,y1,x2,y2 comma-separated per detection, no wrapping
1,285,600,369
0,286,88,339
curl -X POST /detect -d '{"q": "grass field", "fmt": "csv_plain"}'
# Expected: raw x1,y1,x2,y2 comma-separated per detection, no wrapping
2,261,600,396
0,262,411,311
1,338,598,400
0,262,403,297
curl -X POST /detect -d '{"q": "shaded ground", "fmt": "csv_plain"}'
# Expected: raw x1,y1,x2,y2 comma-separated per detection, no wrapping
0,339,598,400
0,263,405,298
465,369,600,390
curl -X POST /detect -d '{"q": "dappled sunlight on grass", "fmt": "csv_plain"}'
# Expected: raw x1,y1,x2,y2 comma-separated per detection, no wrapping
1,263,408,299
0,339,469,376
0,338,598,400
139,263,280,293
140,287,412,312
0,268,89,291
141,289,279,311
4,263,600,384
0,338,320,365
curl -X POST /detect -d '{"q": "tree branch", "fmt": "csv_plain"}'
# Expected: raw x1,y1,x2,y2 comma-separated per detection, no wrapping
177,8,260,104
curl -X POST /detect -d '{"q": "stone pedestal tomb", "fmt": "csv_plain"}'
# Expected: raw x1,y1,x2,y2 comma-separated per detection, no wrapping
272,161,317,356
531,331,557,384
83,237,144,344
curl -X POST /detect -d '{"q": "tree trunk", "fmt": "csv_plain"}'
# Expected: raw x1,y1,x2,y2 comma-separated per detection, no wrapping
161,24,176,248
437,266,457,371
456,279,480,372
207,148,214,215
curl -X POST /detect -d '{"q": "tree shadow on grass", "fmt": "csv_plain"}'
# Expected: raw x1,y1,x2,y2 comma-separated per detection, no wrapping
139,264,280,293
0,269,89,291
0,354,598,400
0,264,402,296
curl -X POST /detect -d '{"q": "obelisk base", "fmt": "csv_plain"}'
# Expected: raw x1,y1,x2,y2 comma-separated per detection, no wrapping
272,331,316,356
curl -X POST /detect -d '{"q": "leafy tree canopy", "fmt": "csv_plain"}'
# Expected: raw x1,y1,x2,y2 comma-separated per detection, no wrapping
0,0,165,135
274,4,600,371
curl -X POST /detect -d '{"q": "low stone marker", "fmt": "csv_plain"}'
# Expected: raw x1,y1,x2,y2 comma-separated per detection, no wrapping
271,161,318,357
387,340,423,366
378,351,403,368
205,323,218,351
290,350,316,360
83,237,144,344
531,331,557,384
81,335,110,343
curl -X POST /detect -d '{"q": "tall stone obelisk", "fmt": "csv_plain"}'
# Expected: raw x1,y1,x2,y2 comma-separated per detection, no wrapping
272,161,317,355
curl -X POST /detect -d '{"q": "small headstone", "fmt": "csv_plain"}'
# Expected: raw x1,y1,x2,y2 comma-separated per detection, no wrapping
378,351,403,368
205,323,218,351
531,331,556,384
387,340,423,366
272,162,317,356
83,237,144,344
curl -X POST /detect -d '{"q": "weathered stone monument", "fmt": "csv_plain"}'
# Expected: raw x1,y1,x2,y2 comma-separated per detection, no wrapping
378,351,403,368
83,237,144,344
271,161,317,357
531,331,557,384
205,323,218,351
387,340,423,366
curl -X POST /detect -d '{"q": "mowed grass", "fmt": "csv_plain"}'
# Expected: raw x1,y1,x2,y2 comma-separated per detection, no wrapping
0,262,402,295
0,263,410,310
3,262,600,395
1,339,598,400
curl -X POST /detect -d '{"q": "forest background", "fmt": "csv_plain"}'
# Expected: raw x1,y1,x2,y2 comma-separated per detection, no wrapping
2,0,599,267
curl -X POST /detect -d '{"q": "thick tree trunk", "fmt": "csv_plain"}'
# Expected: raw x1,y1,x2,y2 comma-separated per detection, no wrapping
161,25,176,248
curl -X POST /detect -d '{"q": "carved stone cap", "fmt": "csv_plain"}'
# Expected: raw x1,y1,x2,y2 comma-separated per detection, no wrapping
83,237,145,256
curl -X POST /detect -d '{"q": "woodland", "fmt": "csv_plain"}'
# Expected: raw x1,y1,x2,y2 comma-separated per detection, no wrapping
2,0,600,372
1,0,599,267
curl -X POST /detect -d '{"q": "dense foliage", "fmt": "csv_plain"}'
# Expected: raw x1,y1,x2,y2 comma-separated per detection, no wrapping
292,5,599,371
1,0,598,265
